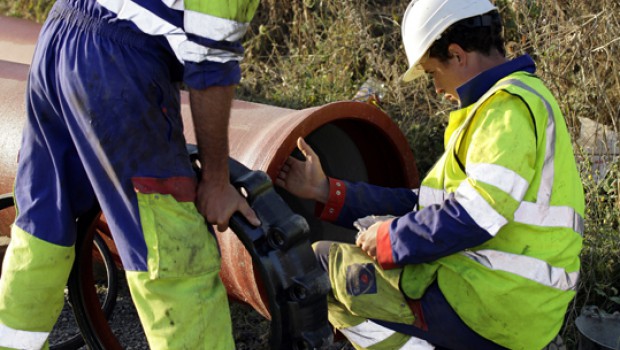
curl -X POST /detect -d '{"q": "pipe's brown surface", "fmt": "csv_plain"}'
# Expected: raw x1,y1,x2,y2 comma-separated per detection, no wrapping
0,14,420,320
0,61,28,238
0,15,40,65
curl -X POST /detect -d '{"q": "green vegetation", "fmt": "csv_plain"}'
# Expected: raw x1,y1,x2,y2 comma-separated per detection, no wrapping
2,0,619,347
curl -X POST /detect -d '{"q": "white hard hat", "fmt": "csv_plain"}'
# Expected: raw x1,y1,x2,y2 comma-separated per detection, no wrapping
401,0,497,82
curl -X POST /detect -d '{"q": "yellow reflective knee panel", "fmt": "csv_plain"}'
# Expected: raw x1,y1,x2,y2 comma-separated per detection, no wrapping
128,191,233,350
0,226,74,349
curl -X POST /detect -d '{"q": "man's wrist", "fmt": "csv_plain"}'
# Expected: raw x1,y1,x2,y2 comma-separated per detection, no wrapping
199,166,230,185
314,177,330,203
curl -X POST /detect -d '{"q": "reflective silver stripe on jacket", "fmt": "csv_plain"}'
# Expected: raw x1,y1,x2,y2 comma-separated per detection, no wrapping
455,181,507,236
461,249,579,291
514,202,585,233
400,336,435,349
340,320,435,349
418,186,445,208
96,0,246,64
466,163,529,201
339,320,395,348
97,0,187,63
513,79,556,207
180,10,249,63
458,162,530,236
184,10,250,42
506,80,584,235
0,323,48,349
162,0,183,10
420,187,583,234
179,41,243,63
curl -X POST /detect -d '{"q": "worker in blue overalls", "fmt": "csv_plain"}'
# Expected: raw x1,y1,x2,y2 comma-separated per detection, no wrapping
0,0,261,349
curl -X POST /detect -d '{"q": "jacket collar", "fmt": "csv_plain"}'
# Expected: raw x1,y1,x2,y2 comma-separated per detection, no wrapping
457,54,536,107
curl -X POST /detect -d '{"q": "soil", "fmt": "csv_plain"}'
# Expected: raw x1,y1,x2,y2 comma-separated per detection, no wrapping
48,271,354,350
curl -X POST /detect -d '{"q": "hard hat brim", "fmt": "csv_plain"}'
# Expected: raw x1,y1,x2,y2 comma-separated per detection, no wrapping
401,64,424,83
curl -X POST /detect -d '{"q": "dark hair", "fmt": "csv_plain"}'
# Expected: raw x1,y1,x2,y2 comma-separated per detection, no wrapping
428,10,505,62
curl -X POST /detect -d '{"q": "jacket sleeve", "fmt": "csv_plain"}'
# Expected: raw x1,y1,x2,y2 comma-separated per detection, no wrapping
316,178,418,229
315,177,492,269
181,0,260,89
375,194,493,268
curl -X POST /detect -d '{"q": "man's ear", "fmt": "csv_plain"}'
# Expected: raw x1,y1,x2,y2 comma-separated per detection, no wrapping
447,43,467,65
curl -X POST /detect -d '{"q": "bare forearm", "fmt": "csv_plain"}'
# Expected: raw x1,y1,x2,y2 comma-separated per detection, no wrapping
189,85,235,184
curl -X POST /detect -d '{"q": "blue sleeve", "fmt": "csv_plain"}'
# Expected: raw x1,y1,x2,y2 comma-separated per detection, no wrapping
183,60,241,90
180,1,257,89
387,193,493,265
182,34,244,89
333,180,418,228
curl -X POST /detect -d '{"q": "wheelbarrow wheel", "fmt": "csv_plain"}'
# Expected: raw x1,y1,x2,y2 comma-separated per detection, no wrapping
50,231,118,350
0,193,118,350
66,205,123,350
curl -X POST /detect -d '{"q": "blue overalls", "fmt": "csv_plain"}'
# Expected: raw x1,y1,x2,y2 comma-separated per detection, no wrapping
0,0,249,348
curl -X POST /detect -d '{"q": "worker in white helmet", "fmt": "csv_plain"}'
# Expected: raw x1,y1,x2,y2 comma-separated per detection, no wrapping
276,0,584,349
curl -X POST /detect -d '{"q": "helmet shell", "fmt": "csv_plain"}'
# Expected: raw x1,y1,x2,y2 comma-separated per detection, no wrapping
401,0,497,82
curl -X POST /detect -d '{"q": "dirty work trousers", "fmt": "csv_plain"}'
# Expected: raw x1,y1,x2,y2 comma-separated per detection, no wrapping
314,242,507,350
0,1,233,349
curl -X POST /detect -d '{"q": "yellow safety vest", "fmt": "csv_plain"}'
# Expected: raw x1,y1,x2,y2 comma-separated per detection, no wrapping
401,72,584,349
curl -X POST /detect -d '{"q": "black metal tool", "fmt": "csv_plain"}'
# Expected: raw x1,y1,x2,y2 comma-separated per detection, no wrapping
225,156,333,349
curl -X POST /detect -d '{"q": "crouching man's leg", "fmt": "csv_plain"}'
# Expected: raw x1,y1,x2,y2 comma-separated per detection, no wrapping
314,241,508,350
314,241,434,350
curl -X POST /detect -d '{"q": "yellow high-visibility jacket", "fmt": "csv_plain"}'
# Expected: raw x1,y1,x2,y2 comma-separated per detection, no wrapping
401,71,584,349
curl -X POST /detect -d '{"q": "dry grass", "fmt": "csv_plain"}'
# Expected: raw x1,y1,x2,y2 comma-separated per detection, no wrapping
240,4,620,346
2,0,619,348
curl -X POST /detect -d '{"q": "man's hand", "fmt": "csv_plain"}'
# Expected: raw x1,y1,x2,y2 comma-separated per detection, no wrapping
196,180,260,232
355,221,382,259
275,137,329,203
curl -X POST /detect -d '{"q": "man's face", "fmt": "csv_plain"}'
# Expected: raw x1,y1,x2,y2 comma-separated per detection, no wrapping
420,56,468,104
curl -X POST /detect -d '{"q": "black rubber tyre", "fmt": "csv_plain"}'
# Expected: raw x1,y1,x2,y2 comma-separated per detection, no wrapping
66,205,123,350
53,230,119,350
